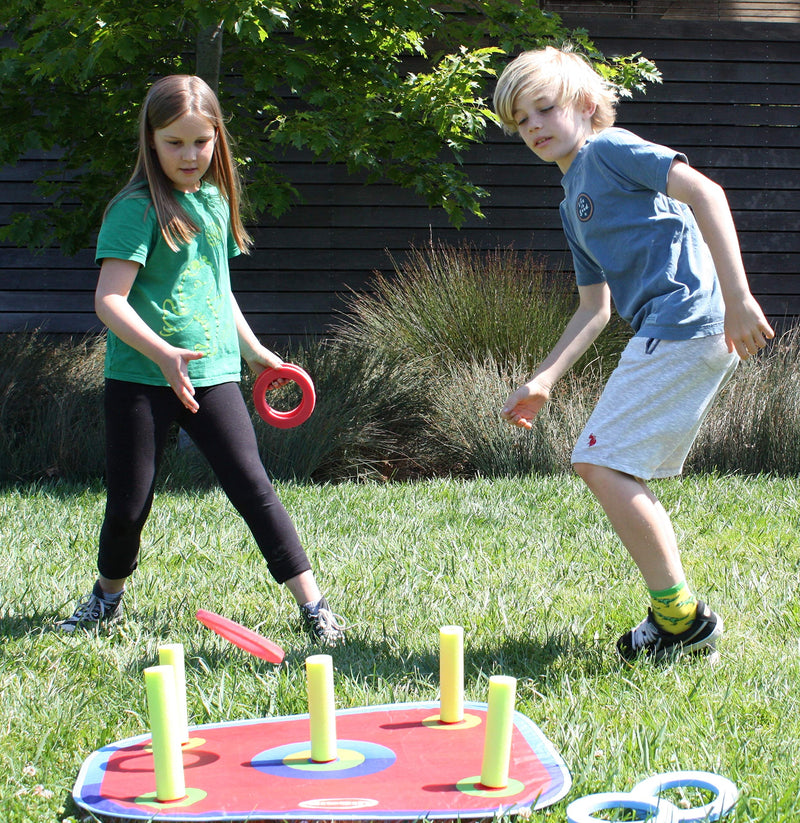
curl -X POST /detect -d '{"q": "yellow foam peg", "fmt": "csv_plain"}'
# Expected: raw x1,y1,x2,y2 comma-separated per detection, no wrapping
479,675,517,789
439,625,464,723
158,643,189,744
306,654,337,762
144,664,186,801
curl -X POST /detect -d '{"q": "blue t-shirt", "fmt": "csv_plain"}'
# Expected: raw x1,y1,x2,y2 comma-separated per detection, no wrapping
95,182,242,386
559,127,724,340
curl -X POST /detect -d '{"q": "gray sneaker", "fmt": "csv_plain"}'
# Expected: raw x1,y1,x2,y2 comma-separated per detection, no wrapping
300,597,346,647
57,581,124,633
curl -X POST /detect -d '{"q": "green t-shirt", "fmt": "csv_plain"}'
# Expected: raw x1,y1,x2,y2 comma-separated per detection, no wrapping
95,182,242,387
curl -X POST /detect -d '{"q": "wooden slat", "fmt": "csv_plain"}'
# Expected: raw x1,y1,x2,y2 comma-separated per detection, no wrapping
545,1,800,22
1,16,799,339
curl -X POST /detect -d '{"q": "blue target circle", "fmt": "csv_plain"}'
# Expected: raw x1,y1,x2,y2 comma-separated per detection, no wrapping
252,739,396,780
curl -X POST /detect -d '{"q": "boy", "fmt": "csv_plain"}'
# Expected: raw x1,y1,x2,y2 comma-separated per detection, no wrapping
494,47,774,660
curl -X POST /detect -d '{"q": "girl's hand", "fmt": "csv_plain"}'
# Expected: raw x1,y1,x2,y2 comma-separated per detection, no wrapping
243,346,290,390
257,368,291,391
157,347,204,412
500,380,551,429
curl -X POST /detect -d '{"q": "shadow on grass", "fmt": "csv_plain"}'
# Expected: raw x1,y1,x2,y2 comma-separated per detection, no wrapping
0,613,62,640
300,633,606,692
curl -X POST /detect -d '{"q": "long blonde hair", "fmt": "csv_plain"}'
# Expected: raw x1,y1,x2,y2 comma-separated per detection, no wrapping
494,47,618,136
113,75,252,253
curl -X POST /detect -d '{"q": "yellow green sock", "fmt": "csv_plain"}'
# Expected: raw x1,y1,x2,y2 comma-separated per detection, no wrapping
649,581,697,634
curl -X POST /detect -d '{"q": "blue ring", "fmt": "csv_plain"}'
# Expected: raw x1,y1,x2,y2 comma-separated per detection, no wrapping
566,791,676,823
633,770,739,821
251,740,396,780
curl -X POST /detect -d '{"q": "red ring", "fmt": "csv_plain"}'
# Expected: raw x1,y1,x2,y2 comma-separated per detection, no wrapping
253,364,316,429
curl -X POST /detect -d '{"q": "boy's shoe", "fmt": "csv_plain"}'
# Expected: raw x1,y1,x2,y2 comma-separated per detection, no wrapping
300,597,346,647
617,601,723,662
57,581,124,633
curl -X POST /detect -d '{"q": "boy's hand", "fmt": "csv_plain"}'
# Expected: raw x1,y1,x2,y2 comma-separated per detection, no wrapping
724,297,775,360
501,380,551,429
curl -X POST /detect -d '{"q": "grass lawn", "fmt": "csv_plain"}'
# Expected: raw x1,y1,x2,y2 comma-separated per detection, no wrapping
1,474,799,822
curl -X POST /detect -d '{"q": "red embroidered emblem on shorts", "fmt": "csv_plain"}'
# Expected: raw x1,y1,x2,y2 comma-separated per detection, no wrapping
588,433,597,447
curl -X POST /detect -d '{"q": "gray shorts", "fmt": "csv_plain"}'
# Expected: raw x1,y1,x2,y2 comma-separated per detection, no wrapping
571,334,738,480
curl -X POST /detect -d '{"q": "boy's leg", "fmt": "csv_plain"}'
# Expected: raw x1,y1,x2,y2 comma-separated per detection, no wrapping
574,462,722,660
572,463,683,591
570,336,736,659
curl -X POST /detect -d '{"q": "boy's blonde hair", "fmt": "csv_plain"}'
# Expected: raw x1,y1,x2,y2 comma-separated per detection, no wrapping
494,47,618,136
112,75,252,253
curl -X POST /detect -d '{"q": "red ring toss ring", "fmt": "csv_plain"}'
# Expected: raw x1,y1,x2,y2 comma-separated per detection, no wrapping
253,364,316,429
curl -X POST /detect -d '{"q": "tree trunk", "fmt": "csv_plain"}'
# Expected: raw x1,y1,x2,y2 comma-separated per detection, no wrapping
196,21,224,92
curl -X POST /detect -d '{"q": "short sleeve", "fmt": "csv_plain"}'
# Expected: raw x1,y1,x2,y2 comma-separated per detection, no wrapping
95,193,158,266
594,129,685,196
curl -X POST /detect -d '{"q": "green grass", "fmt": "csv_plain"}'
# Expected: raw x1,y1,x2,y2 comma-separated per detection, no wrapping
2,474,800,821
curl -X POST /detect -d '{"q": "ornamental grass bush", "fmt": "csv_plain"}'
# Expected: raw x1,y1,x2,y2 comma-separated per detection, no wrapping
0,332,105,482
334,242,629,375
687,324,800,476
332,243,627,477
2,244,797,483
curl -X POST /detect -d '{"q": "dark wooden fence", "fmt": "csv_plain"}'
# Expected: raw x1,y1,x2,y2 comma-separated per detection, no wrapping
1,17,798,343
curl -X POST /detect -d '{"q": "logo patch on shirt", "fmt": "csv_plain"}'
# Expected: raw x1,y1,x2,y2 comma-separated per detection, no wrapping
576,193,594,222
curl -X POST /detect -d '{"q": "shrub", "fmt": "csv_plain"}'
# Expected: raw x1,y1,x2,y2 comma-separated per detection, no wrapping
333,243,629,477
416,357,599,477
0,332,105,482
335,242,629,375
4,245,796,483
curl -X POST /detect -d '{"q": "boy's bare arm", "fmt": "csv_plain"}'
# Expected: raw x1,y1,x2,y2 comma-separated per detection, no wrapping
501,282,611,428
666,160,774,358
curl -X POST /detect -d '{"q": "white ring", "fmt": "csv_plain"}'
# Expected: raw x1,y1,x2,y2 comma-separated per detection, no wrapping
633,770,739,822
566,791,676,823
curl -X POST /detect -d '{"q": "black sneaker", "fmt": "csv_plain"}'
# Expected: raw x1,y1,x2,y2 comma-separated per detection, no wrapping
617,601,723,662
57,581,124,633
300,597,346,647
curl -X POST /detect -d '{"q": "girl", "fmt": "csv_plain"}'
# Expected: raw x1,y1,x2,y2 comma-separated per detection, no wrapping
58,75,345,646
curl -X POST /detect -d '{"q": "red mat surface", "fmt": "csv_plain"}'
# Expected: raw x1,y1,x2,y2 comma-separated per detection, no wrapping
73,700,571,820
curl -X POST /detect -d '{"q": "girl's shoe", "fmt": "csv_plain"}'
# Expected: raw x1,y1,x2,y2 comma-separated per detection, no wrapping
300,597,346,646
57,581,124,633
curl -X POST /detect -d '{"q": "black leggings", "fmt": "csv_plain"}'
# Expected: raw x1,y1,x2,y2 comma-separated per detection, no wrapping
98,379,311,584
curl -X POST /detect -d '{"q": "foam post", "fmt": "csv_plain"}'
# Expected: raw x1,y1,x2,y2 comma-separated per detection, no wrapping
158,643,189,744
479,675,517,789
439,625,464,723
306,654,337,762
144,665,186,801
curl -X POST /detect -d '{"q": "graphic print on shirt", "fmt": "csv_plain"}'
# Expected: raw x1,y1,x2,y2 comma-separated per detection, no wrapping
159,256,226,356
575,193,594,222
158,211,229,356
